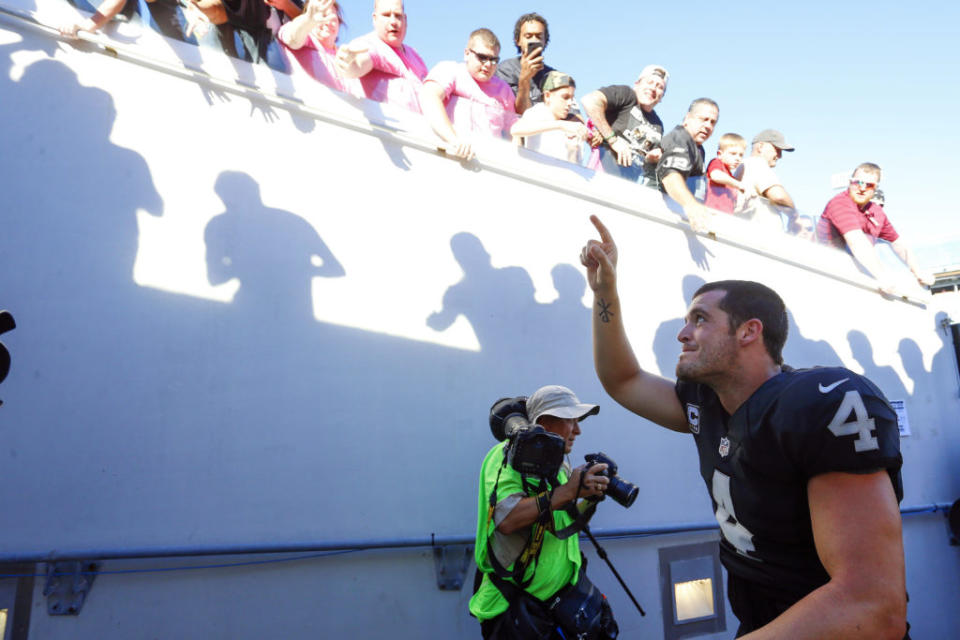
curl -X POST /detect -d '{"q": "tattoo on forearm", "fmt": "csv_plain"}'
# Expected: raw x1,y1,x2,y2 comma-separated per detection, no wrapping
597,298,614,323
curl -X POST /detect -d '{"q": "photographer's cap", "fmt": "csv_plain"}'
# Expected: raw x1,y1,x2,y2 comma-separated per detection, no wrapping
527,385,599,424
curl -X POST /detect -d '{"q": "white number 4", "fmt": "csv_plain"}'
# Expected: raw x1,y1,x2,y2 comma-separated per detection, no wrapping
826,390,879,452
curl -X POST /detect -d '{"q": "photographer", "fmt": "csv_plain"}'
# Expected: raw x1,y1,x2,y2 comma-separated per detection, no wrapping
469,385,618,640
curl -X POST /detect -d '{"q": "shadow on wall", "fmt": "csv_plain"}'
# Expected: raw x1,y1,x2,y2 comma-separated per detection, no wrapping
0,54,610,540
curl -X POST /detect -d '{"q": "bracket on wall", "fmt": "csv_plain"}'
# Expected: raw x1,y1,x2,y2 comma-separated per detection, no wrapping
432,543,473,590
43,561,99,616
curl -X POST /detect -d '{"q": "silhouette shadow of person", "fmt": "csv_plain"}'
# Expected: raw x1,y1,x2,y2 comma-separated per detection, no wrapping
204,171,345,325
427,232,537,356
847,329,908,402
783,309,844,369
653,275,706,376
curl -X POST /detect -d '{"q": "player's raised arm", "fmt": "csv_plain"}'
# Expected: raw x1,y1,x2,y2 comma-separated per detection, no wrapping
580,215,687,431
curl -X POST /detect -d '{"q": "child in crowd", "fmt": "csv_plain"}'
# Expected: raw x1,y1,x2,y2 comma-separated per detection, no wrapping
704,133,746,213
509,71,589,164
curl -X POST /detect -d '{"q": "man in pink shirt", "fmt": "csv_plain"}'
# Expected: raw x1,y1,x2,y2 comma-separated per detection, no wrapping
420,29,517,161
818,162,933,291
334,0,427,112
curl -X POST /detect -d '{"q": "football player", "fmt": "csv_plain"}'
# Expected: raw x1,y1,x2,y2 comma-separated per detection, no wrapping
580,214,908,639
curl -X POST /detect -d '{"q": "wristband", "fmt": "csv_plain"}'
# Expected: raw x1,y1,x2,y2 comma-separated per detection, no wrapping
535,490,552,514
604,133,617,144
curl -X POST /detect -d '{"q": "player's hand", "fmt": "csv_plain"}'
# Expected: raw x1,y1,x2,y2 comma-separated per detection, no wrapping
610,137,634,167
441,138,475,161
915,271,935,288
580,215,618,293
644,147,662,164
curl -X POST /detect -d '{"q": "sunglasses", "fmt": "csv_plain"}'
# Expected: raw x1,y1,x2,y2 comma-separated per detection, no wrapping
469,49,500,65
850,179,878,190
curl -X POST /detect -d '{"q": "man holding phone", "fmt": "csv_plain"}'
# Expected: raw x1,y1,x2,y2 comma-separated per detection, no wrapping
494,12,554,115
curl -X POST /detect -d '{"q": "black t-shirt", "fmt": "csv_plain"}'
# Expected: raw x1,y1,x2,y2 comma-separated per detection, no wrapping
656,125,705,192
597,85,663,136
675,366,903,623
222,0,271,32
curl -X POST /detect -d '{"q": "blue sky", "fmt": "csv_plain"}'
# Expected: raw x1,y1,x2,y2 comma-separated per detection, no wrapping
337,1,958,266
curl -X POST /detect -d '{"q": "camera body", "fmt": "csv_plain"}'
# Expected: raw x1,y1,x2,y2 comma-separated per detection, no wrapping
525,40,543,57
584,452,638,508
489,396,565,479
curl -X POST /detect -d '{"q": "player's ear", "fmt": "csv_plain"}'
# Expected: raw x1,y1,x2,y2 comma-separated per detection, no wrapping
738,318,764,347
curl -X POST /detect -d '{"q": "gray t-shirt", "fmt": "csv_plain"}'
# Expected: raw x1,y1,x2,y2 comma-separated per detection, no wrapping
495,56,555,106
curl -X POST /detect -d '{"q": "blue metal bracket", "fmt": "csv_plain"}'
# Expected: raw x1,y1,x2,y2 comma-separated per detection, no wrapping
432,543,472,590
43,561,99,615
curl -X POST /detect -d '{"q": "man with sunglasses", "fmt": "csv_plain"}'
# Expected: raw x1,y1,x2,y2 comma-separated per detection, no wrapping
818,163,934,291
420,29,517,161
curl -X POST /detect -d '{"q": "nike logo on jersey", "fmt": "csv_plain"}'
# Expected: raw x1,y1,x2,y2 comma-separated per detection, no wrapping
818,378,849,393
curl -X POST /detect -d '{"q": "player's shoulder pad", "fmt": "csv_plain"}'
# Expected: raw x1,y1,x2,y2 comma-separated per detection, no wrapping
775,366,896,430
781,366,889,401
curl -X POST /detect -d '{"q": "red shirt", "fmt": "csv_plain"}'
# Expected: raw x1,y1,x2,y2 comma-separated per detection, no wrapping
818,191,899,249
704,158,737,214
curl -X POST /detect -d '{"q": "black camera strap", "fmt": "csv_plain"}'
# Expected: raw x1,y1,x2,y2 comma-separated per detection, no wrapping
484,459,557,590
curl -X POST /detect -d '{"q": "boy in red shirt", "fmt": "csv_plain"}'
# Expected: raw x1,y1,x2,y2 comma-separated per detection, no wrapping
704,133,746,213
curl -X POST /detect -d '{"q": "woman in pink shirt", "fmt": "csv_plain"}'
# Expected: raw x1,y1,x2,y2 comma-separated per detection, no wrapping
278,0,360,96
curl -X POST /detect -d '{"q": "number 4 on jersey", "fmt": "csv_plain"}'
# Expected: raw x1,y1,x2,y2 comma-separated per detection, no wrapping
826,390,879,452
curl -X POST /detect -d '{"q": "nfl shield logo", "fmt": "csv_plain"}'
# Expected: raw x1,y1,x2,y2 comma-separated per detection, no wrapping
719,437,730,457
686,404,700,434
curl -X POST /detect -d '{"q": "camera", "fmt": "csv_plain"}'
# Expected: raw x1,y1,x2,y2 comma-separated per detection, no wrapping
584,452,638,508
525,40,543,56
622,123,662,159
489,396,565,479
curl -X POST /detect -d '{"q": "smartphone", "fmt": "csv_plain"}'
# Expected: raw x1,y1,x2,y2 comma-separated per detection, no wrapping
526,40,542,56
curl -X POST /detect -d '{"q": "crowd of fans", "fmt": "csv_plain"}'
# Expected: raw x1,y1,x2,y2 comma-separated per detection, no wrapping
59,0,935,291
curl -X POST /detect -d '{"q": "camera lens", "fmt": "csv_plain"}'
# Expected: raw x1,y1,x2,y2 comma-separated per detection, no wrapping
606,476,638,508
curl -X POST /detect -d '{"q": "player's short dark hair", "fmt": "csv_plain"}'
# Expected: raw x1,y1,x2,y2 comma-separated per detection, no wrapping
694,280,788,365
513,12,550,53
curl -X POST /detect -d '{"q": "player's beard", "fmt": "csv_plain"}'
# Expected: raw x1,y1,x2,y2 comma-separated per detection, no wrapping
675,332,738,384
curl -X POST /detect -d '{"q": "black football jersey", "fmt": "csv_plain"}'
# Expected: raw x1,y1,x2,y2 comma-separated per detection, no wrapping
675,366,903,601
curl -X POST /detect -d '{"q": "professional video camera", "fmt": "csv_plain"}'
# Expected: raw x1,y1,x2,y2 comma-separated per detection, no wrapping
489,396,566,479
584,452,638,508
622,122,661,159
